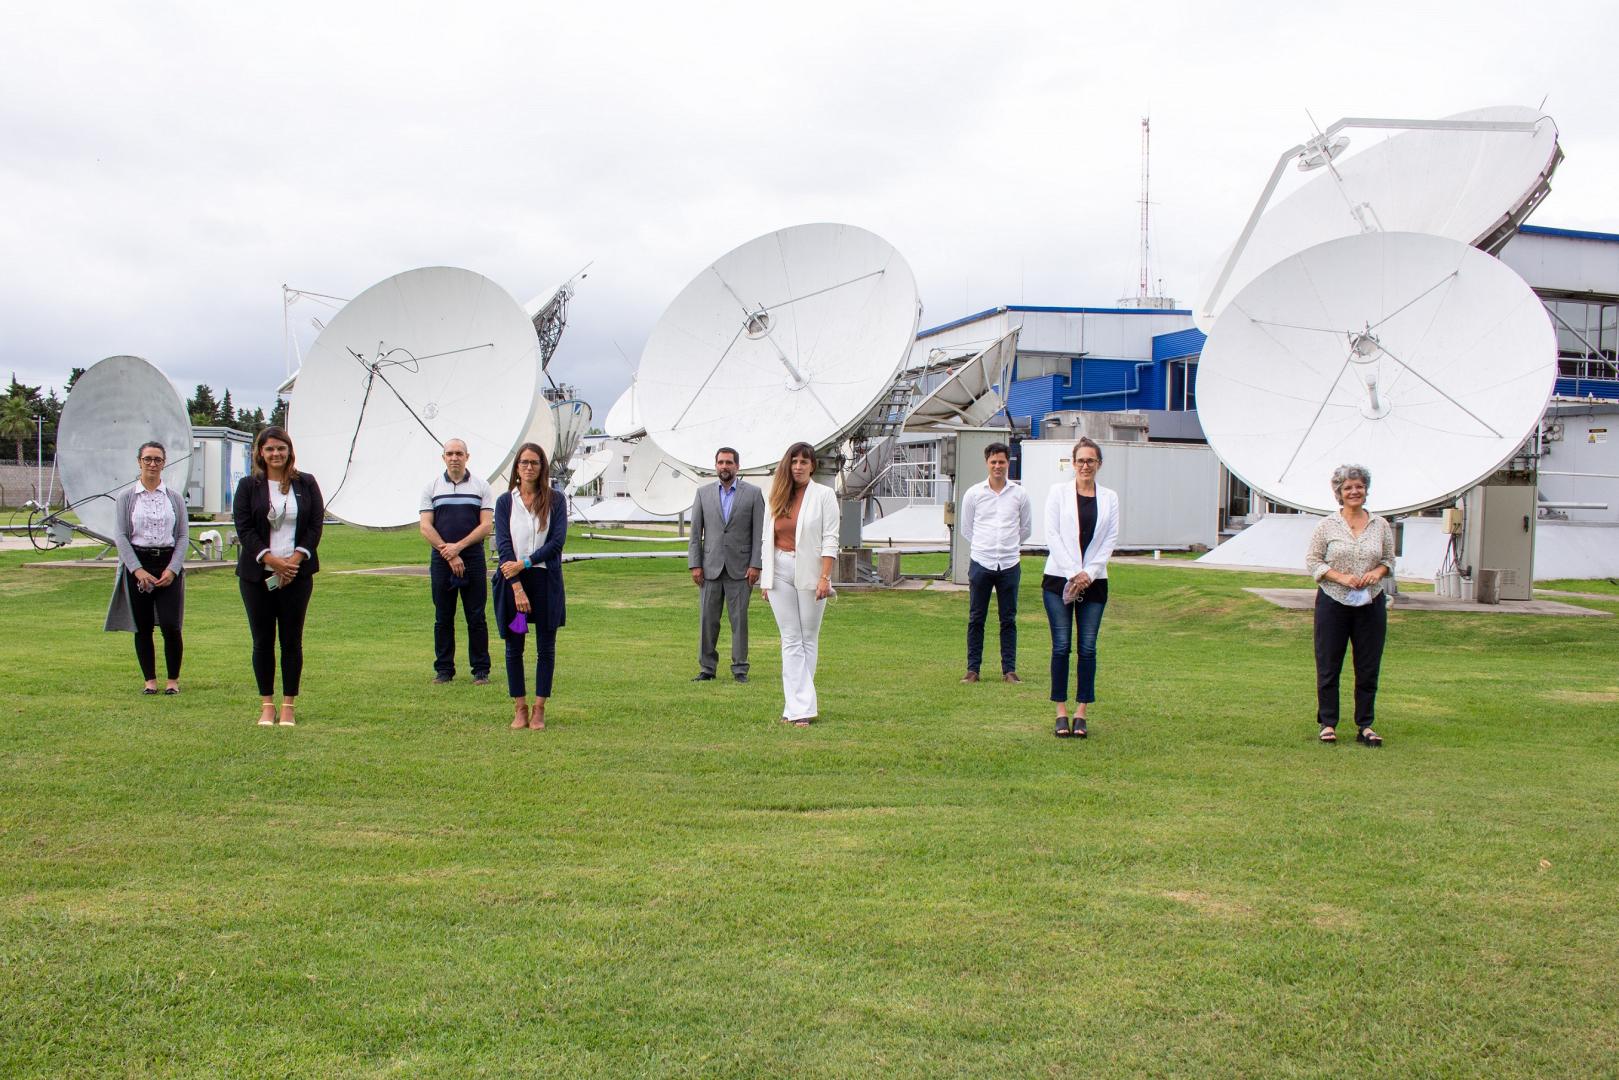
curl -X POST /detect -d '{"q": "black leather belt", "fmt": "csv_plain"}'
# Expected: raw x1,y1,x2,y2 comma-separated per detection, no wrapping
135,545,174,557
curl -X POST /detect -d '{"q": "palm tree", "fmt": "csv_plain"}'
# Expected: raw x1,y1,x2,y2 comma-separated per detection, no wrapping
0,396,36,466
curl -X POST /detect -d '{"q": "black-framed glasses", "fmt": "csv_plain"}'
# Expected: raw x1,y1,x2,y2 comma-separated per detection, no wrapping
140,456,166,465
1074,459,1100,468
517,459,543,468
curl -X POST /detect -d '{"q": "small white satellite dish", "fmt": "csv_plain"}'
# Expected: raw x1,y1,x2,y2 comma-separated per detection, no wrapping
623,439,704,516
567,446,613,493
903,329,1020,431
636,222,921,469
57,355,193,541
603,381,645,440
1195,106,1561,332
1197,231,1556,516
552,399,593,468
289,267,539,528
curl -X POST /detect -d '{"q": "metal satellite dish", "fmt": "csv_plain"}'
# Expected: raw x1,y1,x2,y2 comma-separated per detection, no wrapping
56,355,193,541
623,439,704,516
836,436,897,500
289,267,539,528
566,445,613,494
903,329,1020,431
492,396,560,486
1195,106,1561,332
635,222,921,469
603,381,645,440
1197,231,1556,516
552,399,593,468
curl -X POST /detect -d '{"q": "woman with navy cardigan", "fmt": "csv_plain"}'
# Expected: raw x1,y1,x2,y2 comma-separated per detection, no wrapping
493,442,567,730
1042,437,1119,738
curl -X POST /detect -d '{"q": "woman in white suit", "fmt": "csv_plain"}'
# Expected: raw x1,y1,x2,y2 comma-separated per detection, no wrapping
1042,437,1119,738
759,441,840,726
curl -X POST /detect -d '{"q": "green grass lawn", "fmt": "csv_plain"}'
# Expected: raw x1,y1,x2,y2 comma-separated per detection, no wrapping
3,526,1618,1078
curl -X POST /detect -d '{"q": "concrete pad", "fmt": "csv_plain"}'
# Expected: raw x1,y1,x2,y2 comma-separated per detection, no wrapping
1245,587,1609,617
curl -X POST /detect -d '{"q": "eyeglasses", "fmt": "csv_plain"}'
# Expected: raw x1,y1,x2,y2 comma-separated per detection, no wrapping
1074,459,1100,468
139,457,166,465
517,460,543,468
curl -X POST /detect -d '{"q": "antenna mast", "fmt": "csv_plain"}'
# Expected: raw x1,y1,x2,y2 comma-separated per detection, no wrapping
1138,116,1151,300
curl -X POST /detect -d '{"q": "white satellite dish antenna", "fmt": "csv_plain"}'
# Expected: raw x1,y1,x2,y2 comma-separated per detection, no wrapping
551,399,593,468
57,355,193,541
636,222,921,469
566,445,613,494
903,329,1020,431
1197,231,1556,516
493,398,559,486
289,267,539,528
603,381,645,440
1195,106,1561,332
623,439,704,516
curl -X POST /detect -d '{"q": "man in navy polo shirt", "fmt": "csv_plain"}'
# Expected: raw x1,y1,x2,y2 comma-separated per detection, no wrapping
419,438,495,685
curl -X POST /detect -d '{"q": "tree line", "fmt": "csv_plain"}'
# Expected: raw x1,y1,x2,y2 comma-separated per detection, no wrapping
0,370,285,466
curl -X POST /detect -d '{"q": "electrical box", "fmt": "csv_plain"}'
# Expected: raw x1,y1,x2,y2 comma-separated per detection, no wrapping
1460,472,1536,601
1441,507,1462,534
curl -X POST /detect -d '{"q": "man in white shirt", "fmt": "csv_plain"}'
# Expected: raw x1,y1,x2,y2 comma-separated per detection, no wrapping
959,441,1032,683
419,439,495,685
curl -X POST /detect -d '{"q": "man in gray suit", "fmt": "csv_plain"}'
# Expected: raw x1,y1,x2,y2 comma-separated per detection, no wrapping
688,446,765,683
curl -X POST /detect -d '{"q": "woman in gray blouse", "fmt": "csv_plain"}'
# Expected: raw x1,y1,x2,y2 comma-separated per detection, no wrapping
1304,464,1396,746
105,441,188,694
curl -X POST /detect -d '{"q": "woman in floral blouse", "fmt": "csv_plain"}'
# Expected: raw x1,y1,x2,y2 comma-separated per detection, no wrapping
1305,464,1396,746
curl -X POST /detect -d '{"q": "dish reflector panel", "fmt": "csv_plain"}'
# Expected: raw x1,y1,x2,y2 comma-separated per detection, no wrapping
1197,232,1555,516
57,355,193,540
1196,106,1560,332
289,267,539,528
623,439,703,516
904,330,1020,430
603,382,645,440
636,223,920,469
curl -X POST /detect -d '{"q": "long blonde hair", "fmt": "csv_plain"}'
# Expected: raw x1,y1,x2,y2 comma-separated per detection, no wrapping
767,442,815,519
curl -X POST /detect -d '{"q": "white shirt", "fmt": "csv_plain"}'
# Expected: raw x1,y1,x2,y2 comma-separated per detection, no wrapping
131,482,176,547
267,485,299,557
510,494,550,569
960,478,1032,571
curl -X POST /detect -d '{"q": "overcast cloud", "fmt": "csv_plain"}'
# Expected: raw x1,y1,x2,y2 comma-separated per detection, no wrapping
3,0,1615,417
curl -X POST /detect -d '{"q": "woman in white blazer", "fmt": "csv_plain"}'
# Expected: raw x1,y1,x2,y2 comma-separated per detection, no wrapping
759,441,840,726
1042,437,1119,738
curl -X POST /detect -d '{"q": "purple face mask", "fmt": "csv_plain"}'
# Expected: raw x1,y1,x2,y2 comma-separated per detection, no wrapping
508,613,528,634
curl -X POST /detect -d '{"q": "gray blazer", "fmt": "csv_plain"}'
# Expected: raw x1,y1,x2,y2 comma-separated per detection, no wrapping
105,483,188,632
687,479,765,580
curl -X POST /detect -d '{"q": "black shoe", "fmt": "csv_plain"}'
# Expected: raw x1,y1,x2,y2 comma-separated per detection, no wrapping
691,672,716,682
432,675,453,685
471,676,490,686
733,673,749,683
1073,717,1087,738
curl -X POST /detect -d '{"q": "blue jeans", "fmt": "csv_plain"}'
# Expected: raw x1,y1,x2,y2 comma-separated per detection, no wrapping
966,560,1021,674
430,548,490,679
1043,578,1108,703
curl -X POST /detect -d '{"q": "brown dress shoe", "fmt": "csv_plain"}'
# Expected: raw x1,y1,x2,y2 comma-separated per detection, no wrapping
1003,672,1022,684
960,671,980,683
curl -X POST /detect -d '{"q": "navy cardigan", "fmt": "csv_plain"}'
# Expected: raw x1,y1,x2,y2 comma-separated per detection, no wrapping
492,487,567,641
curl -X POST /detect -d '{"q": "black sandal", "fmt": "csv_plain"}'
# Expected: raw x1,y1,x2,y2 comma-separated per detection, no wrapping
1356,728,1383,747
1072,717,1087,739
1054,717,1071,738
1319,726,1337,743
141,687,159,695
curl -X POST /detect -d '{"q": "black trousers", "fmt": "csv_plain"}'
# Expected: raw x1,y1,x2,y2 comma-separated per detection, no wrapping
240,573,313,697
431,549,490,678
1313,589,1386,729
127,547,182,681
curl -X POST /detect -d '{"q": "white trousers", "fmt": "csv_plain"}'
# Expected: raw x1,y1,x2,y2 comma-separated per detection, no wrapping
767,549,826,720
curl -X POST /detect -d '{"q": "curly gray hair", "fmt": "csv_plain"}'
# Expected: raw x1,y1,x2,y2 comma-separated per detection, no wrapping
1330,463,1372,504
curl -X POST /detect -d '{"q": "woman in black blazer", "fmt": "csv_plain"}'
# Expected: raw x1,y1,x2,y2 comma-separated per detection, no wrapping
233,426,324,727
492,442,567,730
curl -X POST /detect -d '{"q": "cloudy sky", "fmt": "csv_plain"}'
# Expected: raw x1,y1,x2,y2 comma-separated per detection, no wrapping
3,0,1615,418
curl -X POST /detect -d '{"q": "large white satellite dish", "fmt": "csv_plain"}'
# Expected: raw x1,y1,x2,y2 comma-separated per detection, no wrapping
566,445,613,494
57,355,193,541
552,399,593,468
903,329,1020,431
603,381,645,440
1195,106,1561,332
623,439,704,516
289,267,539,528
493,397,559,486
636,223,921,469
1197,231,1556,516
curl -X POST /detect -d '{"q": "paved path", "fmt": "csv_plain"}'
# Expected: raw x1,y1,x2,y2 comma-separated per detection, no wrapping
1245,587,1610,617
